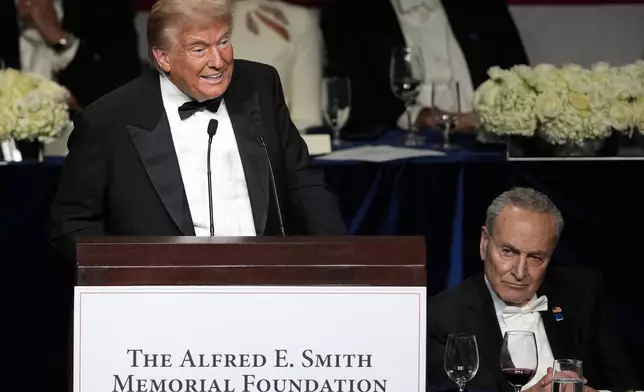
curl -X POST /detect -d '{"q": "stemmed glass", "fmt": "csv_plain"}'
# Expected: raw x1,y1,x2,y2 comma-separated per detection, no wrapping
500,331,538,392
321,77,351,147
390,46,425,146
444,333,479,392
431,80,462,150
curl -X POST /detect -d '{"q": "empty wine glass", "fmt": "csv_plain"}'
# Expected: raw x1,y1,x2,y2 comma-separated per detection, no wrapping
431,80,462,150
500,331,538,392
321,77,351,147
390,46,425,146
444,333,479,392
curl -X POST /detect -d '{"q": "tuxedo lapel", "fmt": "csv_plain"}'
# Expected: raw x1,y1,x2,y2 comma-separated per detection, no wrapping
538,278,575,359
466,277,510,392
224,77,269,235
126,70,195,235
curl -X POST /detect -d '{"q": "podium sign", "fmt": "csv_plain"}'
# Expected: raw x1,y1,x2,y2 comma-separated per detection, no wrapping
74,285,426,392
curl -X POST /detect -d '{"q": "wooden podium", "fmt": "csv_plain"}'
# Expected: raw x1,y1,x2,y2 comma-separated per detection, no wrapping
73,236,427,392
76,236,426,286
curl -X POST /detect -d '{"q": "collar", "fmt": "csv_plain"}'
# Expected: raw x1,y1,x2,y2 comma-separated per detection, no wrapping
159,73,228,121
484,275,548,321
159,73,194,110
394,0,439,13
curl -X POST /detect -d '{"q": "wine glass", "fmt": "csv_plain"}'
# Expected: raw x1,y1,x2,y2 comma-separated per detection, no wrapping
431,80,462,150
321,77,351,147
500,331,538,392
390,46,425,146
444,333,479,392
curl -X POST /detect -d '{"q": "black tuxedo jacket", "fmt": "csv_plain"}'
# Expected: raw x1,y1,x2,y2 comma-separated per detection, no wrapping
50,61,347,260
426,267,640,392
322,0,529,136
0,0,141,106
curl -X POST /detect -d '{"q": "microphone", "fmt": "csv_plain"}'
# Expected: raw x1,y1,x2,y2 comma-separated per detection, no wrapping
257,135,286,236
206,119,218,236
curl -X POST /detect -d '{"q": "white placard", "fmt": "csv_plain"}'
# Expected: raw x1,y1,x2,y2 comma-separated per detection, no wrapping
301,134,332,156
74,286,426,392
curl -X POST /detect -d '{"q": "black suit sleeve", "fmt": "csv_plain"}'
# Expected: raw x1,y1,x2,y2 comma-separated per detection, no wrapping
58,0,141,106
270,68,348,235
330,1,405,134
589,272,640,390
486,0,529,69
50,111,107,261
426,308,454,391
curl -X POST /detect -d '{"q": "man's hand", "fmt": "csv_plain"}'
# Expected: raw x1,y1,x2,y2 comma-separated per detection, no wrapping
19,0,67,45
67,93,81,111
415,107,477,132
526,368,594,392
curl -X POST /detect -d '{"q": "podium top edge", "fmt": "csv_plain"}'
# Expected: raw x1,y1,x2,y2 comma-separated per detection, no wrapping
76,236,426,245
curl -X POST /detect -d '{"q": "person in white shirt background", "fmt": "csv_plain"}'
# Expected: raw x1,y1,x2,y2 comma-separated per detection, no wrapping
0,0,142,156
1,0,141,108
232,0,323,132
425,187,640,392
322,0,529,137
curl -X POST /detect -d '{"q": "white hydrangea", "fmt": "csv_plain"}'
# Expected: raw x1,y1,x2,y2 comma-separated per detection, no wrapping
538,64,612,144
635,98,644,133
0,68,70,143
473,61,644,145
619,60,644,135
473,66,537,137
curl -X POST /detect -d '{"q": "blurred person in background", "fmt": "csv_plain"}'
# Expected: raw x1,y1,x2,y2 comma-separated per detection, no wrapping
0,0,141,109
232,0,324,132
322,0,529,137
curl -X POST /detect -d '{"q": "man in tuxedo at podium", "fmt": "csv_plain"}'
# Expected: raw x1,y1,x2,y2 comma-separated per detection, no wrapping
50,0,347,261
426,187,639,392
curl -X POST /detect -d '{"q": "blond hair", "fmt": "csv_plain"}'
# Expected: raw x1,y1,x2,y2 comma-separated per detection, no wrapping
147,0,236,66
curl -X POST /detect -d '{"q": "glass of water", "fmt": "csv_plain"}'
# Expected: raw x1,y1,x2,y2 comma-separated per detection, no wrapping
552,359,583,392
444,333,479,392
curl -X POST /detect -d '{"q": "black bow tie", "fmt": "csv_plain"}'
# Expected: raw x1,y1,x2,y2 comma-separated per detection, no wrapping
178,97,222,120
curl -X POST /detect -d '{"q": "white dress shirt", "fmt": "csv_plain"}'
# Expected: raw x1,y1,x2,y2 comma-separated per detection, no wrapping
484,276,555,391
390,0,474,129
232,0,322,132
16,0,79,79
159,74,256,237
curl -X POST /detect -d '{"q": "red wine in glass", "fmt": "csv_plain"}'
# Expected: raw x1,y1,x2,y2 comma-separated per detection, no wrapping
500,331,538,392
502,368,536,389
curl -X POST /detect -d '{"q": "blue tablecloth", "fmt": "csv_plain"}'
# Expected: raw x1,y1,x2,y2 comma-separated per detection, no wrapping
312,129,505,290
2,129,644,391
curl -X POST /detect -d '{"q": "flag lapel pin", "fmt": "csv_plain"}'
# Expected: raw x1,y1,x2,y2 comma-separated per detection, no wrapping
552,306,564,322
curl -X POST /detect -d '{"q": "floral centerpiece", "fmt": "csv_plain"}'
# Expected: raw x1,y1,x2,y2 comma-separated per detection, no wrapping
473,61,644,152
0,68,70,161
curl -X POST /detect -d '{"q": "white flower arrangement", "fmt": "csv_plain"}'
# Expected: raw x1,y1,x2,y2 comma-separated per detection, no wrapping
473,61,644,145
0,68,70,143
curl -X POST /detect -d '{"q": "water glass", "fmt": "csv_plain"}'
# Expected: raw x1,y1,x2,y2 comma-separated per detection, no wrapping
552,359,583,392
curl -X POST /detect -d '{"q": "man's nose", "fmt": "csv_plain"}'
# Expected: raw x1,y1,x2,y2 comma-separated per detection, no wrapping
512,256,527,280
206,48,225,69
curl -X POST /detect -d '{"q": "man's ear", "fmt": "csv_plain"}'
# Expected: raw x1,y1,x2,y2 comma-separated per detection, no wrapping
480,226,489,261
152,47,171,73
